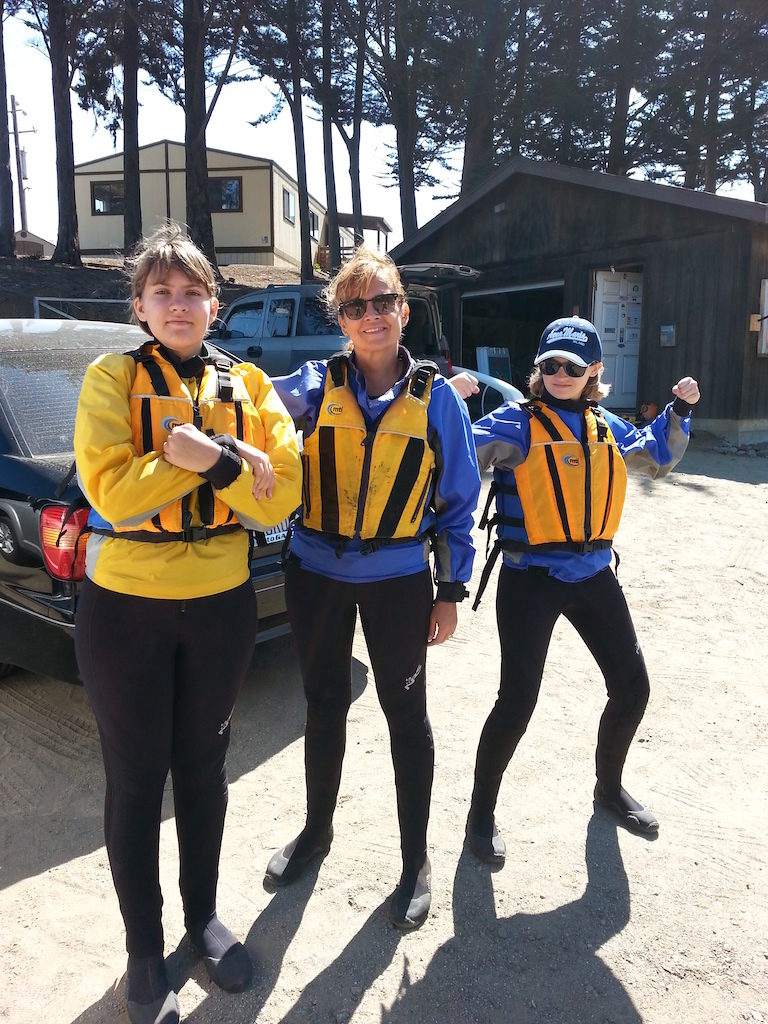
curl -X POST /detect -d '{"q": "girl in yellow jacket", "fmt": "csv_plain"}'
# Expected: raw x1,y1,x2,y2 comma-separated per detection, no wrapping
74,224,301,1024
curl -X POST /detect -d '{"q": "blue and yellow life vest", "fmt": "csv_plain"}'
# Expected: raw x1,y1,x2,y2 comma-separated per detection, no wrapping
495,400,627,551
301,354,437,542
90,342,265,542
473,400,627,608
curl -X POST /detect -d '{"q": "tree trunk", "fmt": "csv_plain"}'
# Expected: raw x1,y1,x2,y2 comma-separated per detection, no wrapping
287,0,313,281
183,0,217,270
683,6,718,191
0,6,15,259
558,1,583,167
703,4,723,193
507,1,530,158
460,5,506,196
321,0,340,271
350,0,366,245
49,1,81,265
607,77,631,175
122,0,142,252
392,4,418,240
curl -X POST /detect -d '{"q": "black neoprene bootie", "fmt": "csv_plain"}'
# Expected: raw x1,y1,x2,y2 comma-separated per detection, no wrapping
465,813,506,865
389,856,432,931
189,914,252,992
594,782,659,835
264,823,334,887
126,954,179,1024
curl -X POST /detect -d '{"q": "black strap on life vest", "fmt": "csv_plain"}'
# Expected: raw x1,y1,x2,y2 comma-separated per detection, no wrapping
89,522,243,544
327,354,346,388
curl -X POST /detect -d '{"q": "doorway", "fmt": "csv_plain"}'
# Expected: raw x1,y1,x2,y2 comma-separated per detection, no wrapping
461,282,564,393
591,270,643,410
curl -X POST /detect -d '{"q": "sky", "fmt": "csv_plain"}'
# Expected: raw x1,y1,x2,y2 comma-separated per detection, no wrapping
4,15,463,251
5,15,757,252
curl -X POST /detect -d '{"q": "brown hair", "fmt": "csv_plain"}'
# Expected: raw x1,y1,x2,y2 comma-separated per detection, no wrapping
126,222,218,335
528,364,612,402
323,245,405,310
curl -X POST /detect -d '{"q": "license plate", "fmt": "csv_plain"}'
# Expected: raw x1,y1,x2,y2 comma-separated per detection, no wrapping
261,518,290,544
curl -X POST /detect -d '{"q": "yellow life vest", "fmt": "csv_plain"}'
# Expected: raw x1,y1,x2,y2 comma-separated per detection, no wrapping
301,356,436,541
110,343,266,541
512,400,627,548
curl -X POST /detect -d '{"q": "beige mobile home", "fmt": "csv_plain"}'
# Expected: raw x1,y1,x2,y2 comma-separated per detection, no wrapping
74,140,353,270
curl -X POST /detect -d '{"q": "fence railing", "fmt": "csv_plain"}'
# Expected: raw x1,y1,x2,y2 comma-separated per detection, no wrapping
33,297,130,322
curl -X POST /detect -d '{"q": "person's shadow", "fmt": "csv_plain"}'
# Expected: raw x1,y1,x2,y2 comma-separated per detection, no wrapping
380,812,641,1024
68,811,640,1023
264,812,639,1024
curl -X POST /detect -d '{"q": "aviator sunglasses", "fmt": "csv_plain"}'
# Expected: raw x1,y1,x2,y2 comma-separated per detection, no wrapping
539,357,590,378
338,292,402,320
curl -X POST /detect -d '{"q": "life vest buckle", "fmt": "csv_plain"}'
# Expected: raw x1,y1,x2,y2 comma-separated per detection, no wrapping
183,526,210,542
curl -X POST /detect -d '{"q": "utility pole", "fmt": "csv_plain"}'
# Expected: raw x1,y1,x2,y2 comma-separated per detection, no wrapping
10,95,28,233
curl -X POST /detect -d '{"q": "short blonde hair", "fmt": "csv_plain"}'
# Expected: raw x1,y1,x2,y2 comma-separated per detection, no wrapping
528,364,612,402
323,245,405,310
126,222,218,335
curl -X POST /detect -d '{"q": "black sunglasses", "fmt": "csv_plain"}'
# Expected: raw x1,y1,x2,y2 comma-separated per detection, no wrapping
539,358,589,378
338,292,402,320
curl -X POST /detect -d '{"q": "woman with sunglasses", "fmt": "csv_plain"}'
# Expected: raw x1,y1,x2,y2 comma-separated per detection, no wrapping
465,316,699,865
257,246,480,929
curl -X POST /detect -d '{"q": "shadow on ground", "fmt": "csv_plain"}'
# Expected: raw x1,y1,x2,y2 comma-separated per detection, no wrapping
72,811,641,1024
0,633,369,892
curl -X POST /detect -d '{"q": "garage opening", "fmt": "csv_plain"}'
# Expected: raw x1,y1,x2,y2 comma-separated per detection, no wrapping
461,282,564,393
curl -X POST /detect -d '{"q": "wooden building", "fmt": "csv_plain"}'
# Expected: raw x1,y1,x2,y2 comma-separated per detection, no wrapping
391,157,768,443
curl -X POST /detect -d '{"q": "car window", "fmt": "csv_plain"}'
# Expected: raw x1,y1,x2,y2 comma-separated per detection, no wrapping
0,347,110,456
297,296,340,337
402,297,440,358
225,301,264,338
264,298,295,338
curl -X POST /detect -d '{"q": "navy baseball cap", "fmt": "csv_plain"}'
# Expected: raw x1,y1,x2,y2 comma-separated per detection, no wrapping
534,316,603,367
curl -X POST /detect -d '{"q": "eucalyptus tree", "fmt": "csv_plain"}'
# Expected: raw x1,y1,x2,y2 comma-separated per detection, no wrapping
301,0,371,254
238,0,318,280
139,0,250,270
642,0,768,195
17,0,98,263
364,0,447,241
0,0,24,258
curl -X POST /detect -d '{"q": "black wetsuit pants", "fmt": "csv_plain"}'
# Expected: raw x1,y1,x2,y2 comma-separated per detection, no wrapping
75,578,258,957
285,557,435,877
470,565,650,830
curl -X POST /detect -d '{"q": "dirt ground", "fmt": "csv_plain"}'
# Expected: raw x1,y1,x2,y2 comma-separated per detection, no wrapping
1,434,767,1024
0,256,301,319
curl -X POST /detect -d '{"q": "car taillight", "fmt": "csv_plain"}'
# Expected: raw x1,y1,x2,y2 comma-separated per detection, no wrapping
39,505,90,581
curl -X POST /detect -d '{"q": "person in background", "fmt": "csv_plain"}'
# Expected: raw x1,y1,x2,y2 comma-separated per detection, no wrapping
259,246,480,930
74,224,301,1024
465,316,699,866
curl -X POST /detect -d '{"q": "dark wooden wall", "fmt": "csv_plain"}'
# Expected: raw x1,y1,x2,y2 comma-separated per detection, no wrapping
398,174,768,423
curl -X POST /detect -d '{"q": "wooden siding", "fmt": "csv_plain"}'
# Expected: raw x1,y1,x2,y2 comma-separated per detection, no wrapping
397,174,768,427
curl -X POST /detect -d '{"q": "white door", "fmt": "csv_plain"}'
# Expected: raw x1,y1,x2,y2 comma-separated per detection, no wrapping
592,271,643,409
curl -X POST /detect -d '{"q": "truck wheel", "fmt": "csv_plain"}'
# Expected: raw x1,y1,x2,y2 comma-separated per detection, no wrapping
0,516,30,565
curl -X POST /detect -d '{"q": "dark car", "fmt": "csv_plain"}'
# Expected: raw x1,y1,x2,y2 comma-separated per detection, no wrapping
0,318,290,684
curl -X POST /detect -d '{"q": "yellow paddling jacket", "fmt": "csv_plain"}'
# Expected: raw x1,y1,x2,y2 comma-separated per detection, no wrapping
301,355,436,541
497,400,627,550
91,343,267,541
